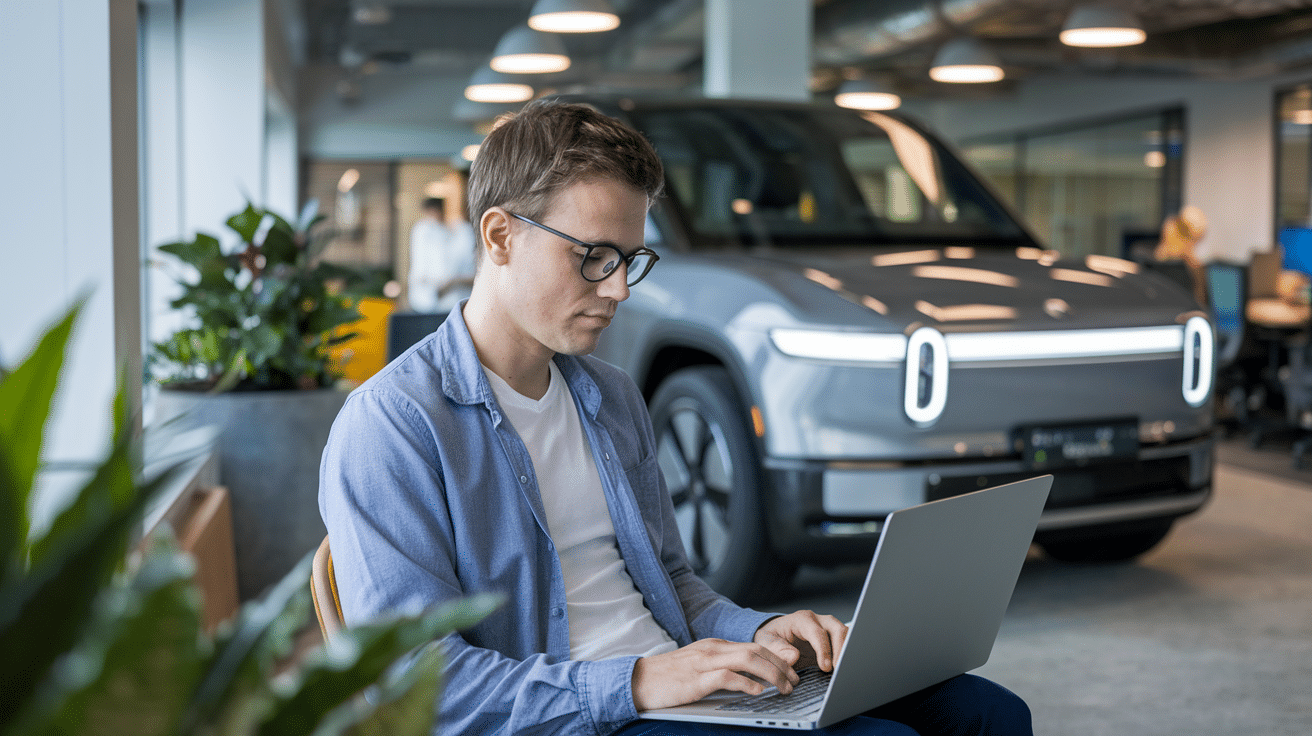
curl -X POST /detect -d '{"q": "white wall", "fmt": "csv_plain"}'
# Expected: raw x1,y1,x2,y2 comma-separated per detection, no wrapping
910,72,1297,263
0,0,141,526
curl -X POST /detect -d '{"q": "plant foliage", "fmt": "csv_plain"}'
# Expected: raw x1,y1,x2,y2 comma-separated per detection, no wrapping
151,201,371,392
1,302,500,736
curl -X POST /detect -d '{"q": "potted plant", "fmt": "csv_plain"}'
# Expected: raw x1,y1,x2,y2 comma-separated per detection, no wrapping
151,201,368,601
0,301,498,736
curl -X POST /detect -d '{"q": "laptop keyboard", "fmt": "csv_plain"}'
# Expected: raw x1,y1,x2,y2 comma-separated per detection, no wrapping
715,667,831,715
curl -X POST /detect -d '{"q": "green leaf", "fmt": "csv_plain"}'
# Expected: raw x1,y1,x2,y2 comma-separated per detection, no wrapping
227,204,264,243
311,644,444,736
0,299,82,582
182,553,316,733
255,594,502,736
0,458,185,731
159,234,223,270
20,539,206,736
261,225,300,268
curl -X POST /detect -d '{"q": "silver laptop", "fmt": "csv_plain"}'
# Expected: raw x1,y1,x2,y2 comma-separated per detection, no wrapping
640,475,1053,730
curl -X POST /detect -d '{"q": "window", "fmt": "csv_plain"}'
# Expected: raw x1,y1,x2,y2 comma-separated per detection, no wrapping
960,109,1185,260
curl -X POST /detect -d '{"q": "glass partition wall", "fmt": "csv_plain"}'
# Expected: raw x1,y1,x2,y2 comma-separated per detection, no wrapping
961,109,1185,260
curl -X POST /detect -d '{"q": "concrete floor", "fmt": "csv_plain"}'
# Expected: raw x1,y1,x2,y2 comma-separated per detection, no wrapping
779,461,1312,735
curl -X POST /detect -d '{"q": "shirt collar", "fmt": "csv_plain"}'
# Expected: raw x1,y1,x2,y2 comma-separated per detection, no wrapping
438,302,602,420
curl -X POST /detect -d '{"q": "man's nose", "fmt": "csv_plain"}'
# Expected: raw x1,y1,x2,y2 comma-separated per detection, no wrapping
596,262,630,301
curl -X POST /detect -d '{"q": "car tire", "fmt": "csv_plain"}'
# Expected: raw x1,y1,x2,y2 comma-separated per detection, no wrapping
1037,519,1174,563
649,366,795,605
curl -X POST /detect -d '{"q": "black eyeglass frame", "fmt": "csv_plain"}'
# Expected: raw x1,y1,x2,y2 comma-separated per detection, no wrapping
510,212,660,286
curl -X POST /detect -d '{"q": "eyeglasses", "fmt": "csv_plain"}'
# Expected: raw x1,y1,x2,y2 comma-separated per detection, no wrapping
510,213,659,287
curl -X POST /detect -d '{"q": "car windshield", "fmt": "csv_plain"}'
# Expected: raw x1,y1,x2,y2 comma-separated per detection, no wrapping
630,105,1028,248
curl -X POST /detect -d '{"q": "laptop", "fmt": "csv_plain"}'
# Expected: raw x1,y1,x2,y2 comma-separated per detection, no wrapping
640,474,1053,730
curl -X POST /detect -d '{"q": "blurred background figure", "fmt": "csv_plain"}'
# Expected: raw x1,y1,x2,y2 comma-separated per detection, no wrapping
1154,204,1209,303
407,197,476,313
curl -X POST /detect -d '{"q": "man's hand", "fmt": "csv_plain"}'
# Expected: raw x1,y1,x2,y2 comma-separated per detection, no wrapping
753,610,848,673
631,639,801,711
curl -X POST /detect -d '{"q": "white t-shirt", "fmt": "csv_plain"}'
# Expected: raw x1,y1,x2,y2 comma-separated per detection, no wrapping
408,219,475,313
482,361,678,661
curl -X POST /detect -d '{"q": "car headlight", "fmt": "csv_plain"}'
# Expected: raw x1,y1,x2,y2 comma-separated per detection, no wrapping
768,327,949,426
1181,315,1214,407
768,328,906,363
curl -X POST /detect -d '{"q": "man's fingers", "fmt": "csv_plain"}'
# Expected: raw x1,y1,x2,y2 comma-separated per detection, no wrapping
706,641,799,692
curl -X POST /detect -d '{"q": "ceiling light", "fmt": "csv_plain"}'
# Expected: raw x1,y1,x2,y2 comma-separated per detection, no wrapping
529,0,619,33
491,25,571,74
352,2,391,25
929,38,1004,83
835,78,901,110
461,144,481,162
1060,5,1146,48
464,66,534,103
1291,109,1312,125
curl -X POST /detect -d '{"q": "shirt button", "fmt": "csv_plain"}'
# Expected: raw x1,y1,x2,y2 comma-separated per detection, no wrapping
604,453,610,461
519,475,527,483
551,607,564,617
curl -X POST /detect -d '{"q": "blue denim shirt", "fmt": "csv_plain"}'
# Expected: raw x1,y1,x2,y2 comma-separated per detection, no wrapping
319,306,776,735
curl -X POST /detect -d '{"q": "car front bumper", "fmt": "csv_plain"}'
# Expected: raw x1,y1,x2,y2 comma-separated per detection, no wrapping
762,433,1214,564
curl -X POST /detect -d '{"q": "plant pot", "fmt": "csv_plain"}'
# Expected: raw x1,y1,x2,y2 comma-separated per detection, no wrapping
154,388,348,601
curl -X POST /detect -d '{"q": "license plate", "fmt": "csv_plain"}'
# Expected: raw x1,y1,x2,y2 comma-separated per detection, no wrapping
1016,419,1139,469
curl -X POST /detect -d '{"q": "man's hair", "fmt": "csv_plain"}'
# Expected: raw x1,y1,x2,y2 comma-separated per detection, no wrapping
466,99,664,237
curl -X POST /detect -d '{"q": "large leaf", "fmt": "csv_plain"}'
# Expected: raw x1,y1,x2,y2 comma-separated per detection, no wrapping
226,204,265,244
256,594,502,736
311,644,444,736
16,540,205,736
182,553,316,733
261,221,300,268
159,234,223,271
0,299,81,582
0,457,184,732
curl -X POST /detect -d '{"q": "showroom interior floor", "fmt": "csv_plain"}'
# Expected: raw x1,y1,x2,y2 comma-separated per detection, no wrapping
784,438,1312,735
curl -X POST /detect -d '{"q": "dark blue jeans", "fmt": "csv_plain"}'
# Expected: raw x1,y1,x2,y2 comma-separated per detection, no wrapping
613,674,1032,736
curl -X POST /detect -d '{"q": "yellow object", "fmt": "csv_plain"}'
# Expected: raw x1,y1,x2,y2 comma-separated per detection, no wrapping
311,535,344,641
330,296,396,382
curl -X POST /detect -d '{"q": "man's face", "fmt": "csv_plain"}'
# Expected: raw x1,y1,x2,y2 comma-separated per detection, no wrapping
500,178,648,357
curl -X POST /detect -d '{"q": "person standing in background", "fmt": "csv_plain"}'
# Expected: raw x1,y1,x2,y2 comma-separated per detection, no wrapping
408,197,476,313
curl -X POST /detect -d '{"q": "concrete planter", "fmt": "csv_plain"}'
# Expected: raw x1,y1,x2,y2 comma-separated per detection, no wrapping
155,388,348,600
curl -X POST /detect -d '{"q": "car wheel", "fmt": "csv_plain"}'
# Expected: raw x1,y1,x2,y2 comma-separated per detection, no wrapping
650,366,795,605
1037,519,1174,563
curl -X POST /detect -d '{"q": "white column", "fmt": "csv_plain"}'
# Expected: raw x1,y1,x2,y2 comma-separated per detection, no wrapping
180,0,266,243
704,0,811,101
141,0,185,347
0,0,141,523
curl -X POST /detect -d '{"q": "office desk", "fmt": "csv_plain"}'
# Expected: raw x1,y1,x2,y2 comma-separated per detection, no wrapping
1247,298,1310,329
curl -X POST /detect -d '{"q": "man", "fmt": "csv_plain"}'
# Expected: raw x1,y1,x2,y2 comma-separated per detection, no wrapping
319,100,1031,735
407,197,476,313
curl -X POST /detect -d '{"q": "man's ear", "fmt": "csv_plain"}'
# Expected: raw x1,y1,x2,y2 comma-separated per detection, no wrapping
480,207,514,267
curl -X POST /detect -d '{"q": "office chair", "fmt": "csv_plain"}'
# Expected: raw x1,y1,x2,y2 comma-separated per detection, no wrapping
1207,263,1252,431
310,535,343,641
386,311,448,363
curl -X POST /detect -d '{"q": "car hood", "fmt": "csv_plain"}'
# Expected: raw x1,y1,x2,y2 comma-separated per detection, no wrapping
727,246,1202,332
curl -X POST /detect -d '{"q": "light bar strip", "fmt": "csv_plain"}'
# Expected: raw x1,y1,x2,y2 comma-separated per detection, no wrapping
946,326,1184,362
770,329,907,363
